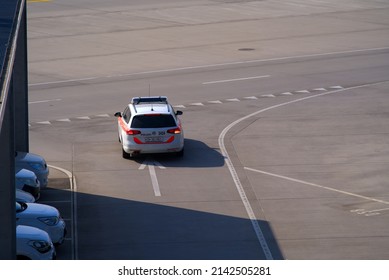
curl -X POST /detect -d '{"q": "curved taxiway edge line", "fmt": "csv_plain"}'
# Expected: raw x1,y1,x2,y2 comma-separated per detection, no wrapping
48,164,78,260
218,80,389,260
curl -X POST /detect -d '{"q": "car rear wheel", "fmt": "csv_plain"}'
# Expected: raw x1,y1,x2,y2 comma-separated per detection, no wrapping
122,148,130,159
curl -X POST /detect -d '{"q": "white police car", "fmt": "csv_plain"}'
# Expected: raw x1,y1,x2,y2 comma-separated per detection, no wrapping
115,96,184,158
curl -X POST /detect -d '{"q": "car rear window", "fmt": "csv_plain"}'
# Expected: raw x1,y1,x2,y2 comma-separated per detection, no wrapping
131,114,176,128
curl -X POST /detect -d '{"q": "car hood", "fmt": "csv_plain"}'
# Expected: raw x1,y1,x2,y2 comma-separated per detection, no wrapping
16,189,35,203
16,225,50,241
19,203,59,218
15,168,40,189
15,151,44,164
15,168,37,180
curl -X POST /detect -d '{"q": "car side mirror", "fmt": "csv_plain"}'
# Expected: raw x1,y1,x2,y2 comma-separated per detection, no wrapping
175,110,183,116
114,112,122,117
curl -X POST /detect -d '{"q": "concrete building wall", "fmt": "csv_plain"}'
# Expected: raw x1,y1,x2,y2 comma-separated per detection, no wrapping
0,0,28,260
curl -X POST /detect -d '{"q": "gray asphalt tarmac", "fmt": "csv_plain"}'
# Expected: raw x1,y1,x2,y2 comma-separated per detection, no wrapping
28,0,389,259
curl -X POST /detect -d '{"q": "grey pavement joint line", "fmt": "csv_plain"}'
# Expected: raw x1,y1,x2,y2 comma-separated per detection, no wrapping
28,47,389,88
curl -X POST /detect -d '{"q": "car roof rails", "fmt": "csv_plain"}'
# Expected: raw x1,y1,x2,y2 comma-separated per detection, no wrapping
132,96,168,105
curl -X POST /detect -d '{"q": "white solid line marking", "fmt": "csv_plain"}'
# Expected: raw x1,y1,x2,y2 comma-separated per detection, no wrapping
139,160,165,196
48,164,78,260
28,98,61,104
149,164,161,197
244,167,389,206
218,80,389,260
202,75,270,85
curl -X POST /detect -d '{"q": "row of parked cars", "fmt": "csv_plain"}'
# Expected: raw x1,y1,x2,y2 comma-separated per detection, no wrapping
14,151,66,260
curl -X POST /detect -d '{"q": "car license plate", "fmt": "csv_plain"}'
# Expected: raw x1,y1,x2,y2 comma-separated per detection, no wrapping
144,137,163,143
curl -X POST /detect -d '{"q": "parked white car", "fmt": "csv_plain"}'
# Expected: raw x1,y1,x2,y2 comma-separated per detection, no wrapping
16,201,66,245
16,225,56,260
15,168,40,200
16,189,35,203
15,151,49,188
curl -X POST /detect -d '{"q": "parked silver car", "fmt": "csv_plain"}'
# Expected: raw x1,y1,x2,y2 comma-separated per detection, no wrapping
16,201,66,245
15,168,40,200
15,151,49,188
16,225,56,260
16,189,35,203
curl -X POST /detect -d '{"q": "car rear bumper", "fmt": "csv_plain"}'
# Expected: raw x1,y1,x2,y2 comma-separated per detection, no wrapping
123,136,184,155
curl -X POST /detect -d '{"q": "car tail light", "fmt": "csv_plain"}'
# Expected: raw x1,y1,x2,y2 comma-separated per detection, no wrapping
119,118,141,135
167,127,181,134
127,129,141,135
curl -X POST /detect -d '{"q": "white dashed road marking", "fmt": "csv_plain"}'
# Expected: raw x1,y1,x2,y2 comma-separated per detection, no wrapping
36,121,51,125
295,90,310,94
244,96,258,100
30,85,340,127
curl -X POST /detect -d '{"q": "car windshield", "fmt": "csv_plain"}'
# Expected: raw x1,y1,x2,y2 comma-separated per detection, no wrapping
131,114,176,128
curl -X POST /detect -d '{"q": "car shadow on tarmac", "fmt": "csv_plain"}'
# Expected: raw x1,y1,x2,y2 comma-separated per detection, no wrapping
133,138,225,168
42,177,284,260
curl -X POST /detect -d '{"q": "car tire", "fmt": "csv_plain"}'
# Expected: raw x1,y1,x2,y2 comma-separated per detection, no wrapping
122,148,130,159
